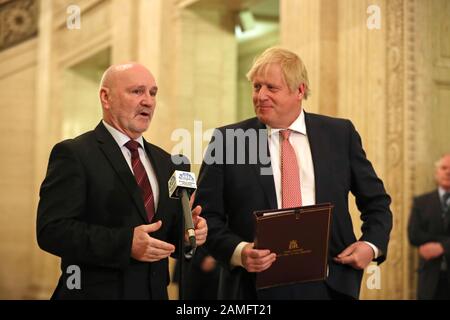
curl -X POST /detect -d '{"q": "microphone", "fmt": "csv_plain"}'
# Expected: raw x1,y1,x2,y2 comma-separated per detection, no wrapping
168,170,197,258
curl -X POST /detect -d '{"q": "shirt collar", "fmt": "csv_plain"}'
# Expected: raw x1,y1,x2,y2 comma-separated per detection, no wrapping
438,186,450,198
267,108,307,137
102,120,144,148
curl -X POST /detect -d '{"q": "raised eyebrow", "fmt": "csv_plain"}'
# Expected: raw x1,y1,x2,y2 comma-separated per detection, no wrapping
127,85,145,91
127,85,158,92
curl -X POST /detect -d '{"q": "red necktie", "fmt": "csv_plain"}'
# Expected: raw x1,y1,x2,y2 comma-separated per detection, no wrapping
280,130,302,208
125,140,155,222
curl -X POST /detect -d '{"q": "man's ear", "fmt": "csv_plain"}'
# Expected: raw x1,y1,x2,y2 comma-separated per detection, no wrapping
297,84,305,99
99,87,110,109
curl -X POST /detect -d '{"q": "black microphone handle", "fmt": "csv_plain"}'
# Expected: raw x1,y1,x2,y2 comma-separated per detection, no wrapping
180,189,197,256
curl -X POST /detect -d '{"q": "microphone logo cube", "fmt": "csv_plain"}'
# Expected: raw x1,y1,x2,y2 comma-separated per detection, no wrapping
168,170,197,198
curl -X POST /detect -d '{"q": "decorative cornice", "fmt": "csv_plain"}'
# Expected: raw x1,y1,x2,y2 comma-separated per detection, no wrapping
0,0,38,51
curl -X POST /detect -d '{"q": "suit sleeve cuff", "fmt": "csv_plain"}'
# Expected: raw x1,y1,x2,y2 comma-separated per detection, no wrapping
230,241,250,268
364,241,379,259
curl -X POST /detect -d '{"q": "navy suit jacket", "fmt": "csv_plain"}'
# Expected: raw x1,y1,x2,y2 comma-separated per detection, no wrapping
37,122,187,299
195,112,392,299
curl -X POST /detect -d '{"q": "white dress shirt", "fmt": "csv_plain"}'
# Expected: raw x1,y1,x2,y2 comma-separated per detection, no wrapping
102,120,159,210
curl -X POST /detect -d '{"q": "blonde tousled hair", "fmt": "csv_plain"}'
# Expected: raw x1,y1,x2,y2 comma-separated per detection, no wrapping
246,47,310,99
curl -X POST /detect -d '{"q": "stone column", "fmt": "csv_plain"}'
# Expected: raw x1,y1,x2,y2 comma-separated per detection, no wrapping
280,0,419,299
27,0,60,299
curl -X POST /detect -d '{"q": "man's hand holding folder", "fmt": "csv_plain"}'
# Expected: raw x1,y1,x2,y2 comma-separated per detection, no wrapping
253,203,333,289
240,243,277,273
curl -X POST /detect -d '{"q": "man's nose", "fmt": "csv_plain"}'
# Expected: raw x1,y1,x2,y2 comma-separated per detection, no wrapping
141,92,154,106
257,86,269,100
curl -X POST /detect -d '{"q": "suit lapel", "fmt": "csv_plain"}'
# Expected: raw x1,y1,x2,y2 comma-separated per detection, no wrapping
304,112,333,204
95,122,149,223
250,119,277,209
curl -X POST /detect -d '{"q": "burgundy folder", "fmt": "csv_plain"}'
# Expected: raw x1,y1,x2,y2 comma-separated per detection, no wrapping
254,203,333,289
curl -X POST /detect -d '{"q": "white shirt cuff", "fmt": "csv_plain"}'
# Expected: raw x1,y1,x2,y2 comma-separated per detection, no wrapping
364,241,379,259
231,241,250,267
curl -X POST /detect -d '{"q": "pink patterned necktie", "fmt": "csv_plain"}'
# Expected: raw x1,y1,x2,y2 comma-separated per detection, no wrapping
125,140,155,222
280,130,302,208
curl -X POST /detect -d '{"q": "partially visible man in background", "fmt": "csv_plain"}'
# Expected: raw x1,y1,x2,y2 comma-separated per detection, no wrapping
409,153,450,300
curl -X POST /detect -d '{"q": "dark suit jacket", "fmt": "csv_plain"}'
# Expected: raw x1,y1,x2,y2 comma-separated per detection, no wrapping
37,122,187,299
195,112,392,299
408,190,450,300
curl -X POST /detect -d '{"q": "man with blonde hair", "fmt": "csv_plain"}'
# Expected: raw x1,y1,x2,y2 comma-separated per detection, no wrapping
195,47,392,299
409,153,450,299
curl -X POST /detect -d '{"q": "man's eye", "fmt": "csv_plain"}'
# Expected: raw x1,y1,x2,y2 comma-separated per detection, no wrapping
253,84,261,91
133,89,144,94
150,90,157,97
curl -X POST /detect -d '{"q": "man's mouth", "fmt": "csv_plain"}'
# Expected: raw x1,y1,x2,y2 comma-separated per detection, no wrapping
138,111,151,118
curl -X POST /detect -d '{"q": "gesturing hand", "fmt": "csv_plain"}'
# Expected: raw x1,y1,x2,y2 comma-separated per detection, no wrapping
131,221,175,262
